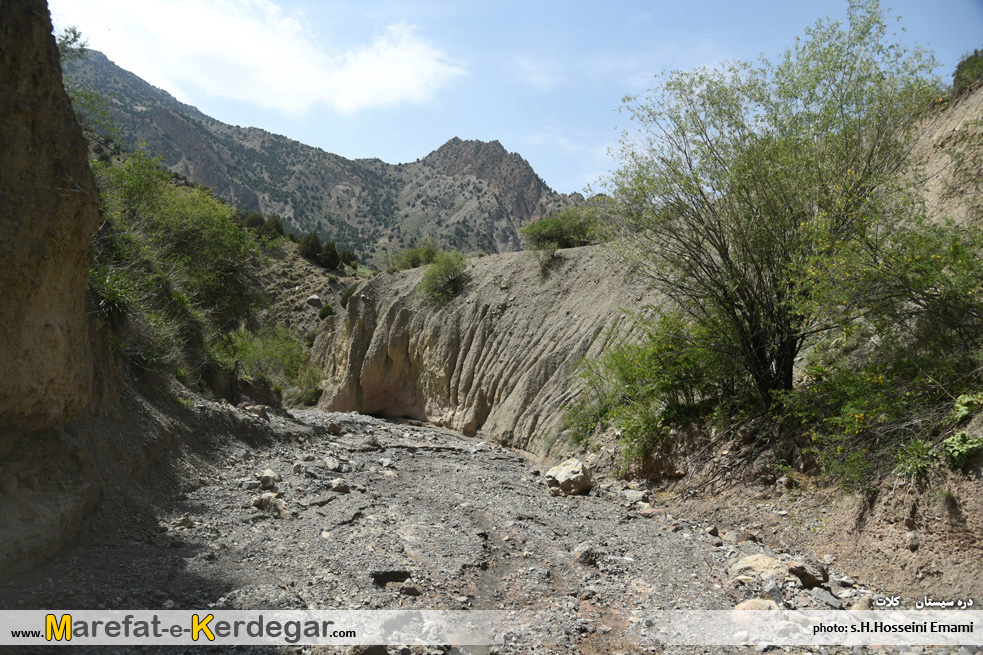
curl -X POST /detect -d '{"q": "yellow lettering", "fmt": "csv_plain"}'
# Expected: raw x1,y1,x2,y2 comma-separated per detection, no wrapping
45,614,71,642
192,614,214,642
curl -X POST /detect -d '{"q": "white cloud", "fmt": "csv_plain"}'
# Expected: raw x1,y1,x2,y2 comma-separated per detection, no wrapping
511,56,562,92
48,0,466,114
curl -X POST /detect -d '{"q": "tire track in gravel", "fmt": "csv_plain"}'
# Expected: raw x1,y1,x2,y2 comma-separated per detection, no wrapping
0,407,741,654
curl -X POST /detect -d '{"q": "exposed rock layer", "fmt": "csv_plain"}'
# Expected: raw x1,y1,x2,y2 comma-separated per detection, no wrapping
311,246,662,455
0,0,102,454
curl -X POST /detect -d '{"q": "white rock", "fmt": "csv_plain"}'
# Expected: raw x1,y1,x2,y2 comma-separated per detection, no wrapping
545,458,594,497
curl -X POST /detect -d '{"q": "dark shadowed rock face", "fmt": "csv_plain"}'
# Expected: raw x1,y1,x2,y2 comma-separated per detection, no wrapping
0,0,101,454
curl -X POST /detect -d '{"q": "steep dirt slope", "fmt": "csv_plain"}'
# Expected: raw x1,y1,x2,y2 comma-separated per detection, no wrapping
913,86,983,225
0,0,102,453
310,247,662,455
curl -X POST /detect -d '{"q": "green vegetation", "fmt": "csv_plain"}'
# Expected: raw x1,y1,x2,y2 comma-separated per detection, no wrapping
89,148,265,380
255,215,285,242
894,439,935,481
318,305,334,320
519,206,600,250
297,231,344,269
388,238,442,270
608,0,939,404
419,251,469,306
340,283,358,308
57,27,116,140
568,1,983,484
953,48,983,96
941,432,983,472
225,326,322,406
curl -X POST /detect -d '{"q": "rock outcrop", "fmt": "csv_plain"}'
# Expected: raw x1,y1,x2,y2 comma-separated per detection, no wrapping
0,0,102,456
310,246,662,456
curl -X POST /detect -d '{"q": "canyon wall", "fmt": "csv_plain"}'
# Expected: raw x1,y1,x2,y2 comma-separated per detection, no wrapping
311,247,662,456
0,0,102,456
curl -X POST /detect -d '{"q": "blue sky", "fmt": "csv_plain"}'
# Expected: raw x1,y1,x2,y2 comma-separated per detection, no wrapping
49,0,983,194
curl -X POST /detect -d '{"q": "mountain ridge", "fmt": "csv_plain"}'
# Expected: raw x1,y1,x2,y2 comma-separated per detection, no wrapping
64,51,580,262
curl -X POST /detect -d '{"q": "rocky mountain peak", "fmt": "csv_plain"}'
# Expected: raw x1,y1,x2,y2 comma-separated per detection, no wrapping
62,52,580,260
424,137,519,179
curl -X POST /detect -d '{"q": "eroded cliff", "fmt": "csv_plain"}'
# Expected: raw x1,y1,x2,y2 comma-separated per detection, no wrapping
0,0,102,455
311,247,662,455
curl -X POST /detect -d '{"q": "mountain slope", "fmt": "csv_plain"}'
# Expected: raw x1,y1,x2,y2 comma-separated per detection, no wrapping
64,51,578,262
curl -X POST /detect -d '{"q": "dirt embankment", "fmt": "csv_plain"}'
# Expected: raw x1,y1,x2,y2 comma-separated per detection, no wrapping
0,0,104,453
310,247,662,457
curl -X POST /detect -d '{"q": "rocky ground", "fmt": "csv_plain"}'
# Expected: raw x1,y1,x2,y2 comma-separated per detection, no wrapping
3,403,979,655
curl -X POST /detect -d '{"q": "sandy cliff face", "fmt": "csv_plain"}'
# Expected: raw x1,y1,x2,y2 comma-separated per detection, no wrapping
0,0,102,455
311,247,662,456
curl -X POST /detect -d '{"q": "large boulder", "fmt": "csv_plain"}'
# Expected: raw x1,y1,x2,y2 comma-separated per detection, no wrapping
729,554,787,581
0,0,102,456
545,458,594,497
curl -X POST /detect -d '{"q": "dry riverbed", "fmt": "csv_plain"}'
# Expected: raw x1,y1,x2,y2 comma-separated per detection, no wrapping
1,405,977,655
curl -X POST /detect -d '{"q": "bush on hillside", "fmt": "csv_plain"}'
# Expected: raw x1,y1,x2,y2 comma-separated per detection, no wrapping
340,283,358,308
319,241,340,269
256,215,285,241
953,48,983,96
419,251,469,306
297,232,322,260
89,148,265,380
566,2,983,485
520,206,599,250
338,248,358,269
242,212,265,229
388,238,442,270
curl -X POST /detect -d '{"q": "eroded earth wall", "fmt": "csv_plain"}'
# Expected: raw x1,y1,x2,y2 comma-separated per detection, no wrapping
0,0,102,455
311,247,662,456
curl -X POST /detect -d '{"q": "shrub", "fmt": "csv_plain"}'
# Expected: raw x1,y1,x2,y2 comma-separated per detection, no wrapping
256,216,285,241
520,206,598,250
229,325,306,383
300,387,323,406
389,238,441,270
953,48,983,96
242,212,265,229
89,147,264,383
419,251,469,305
297,232,322,260
318,305,335,320
88,265,137,328
941,431,983,471
319,241,340,269
340,283,358,308
606,1,939,405
338,248,358,268
894,439,935,481
535,241,562,277
563,310,740,468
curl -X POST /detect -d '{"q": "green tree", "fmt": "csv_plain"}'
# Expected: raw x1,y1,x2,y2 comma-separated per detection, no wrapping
242,212,265,230
297,232,322,260
338,248,358,268
56,26,87,63
952,47,983,95
256,215,285,241
318,241,340,269
606,0,939,404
